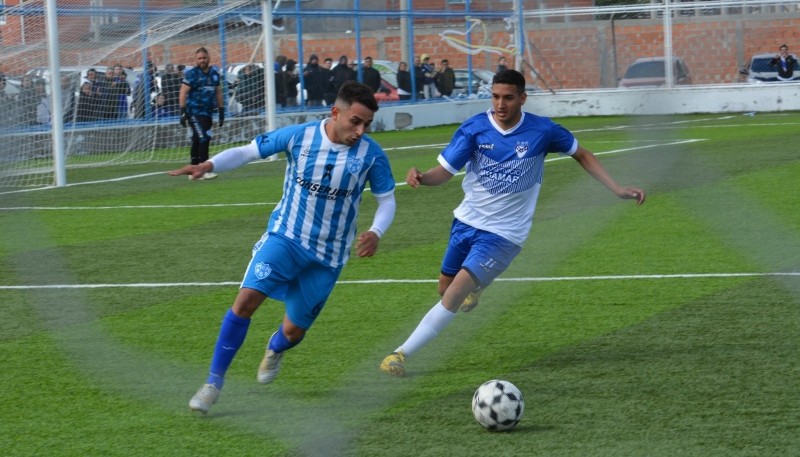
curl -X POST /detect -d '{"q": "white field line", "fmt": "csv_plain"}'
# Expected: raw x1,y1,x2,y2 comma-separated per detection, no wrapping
0,138,704,211
1,272,797,290
3,112,793,197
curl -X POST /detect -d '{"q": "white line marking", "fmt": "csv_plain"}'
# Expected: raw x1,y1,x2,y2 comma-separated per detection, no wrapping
0,202,276,211
0,139,704,211
1,272,796,290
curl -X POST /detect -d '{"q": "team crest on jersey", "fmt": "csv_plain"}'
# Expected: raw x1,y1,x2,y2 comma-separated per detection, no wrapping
254,262,272,279
515,141,529,158
347,157,363,174
300,146,311,158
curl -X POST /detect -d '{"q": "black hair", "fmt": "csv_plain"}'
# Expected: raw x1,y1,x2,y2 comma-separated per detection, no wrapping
336,80,379,112
492,69,526,93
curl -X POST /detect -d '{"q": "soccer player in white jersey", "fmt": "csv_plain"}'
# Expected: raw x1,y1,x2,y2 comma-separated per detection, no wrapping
169,81,397,415
380,69,645,377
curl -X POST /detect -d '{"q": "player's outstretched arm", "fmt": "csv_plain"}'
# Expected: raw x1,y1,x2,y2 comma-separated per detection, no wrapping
168,162,213,180
168,142,262,180
572,146,646,205
406,164,454,188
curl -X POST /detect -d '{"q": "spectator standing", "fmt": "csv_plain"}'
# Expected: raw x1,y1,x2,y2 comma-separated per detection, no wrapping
323,57,337,106
396,61,412,101
770,44,798,81
161,63,182,115
18,74,40,125
105,65,131,119
361,56,382,94
169,81,397,416
35,79,50,125
0,73,16,128
152,93,170,119
133,61,158,118
435,59,456,98
303,54,326,106
330,55,356,101
179,46,224,178
77,68,104,122
421,54,437,99
497,56,509,73
274,55,288,108
60,74,78,124
284,59,299,107
413,56,425,99
237,64,265,115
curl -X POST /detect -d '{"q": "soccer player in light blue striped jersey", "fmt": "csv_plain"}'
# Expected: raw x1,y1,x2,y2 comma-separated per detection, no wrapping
170,81,397,415
380,69,646,377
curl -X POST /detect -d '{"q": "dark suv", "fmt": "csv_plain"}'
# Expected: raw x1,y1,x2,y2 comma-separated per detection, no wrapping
618,57,692,88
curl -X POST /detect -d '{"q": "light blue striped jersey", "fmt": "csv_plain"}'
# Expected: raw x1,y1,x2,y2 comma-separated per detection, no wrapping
438,110,577,246
254,119,395,267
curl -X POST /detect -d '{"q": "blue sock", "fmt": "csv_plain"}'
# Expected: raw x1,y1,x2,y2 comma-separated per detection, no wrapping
267,324,303,352
206,309,251,390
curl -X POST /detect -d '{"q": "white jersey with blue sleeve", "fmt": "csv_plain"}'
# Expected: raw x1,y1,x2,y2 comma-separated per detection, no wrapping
438,110,577,246
252,119,395,267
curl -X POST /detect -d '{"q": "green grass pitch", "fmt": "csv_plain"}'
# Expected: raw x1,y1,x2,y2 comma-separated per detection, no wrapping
1,112,798,456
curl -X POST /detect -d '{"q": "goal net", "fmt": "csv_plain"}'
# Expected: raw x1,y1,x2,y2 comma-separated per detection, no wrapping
0,0,269,190
2,0,798,190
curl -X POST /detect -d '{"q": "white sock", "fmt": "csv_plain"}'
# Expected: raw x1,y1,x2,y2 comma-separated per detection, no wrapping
396,301,456,357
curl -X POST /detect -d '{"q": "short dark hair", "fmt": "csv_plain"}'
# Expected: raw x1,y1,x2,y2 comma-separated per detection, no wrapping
196,47,209,55
336,80,379,112
492,69,526,93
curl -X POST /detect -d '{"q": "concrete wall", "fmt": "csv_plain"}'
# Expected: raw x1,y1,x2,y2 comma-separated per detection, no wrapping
366,83,800,132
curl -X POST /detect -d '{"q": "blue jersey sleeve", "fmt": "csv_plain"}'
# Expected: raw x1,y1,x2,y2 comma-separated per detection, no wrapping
252,123,308,159
549,121,578,155
438,125,473,173
367,149,396,197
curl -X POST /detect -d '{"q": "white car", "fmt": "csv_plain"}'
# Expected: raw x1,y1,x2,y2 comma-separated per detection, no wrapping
739,52,800,83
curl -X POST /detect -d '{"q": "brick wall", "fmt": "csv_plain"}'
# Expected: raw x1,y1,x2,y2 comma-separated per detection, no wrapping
267,14,800,89
3,5,799,89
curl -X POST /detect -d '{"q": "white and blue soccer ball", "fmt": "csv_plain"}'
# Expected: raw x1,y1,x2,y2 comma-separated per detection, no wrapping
471,379,525,431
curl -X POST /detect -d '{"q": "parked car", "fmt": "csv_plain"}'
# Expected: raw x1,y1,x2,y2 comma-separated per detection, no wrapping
739,52,800,83
452,68,536,97
374,77,399,102
331,59,399,103
452,69,495,97
618,57,692,88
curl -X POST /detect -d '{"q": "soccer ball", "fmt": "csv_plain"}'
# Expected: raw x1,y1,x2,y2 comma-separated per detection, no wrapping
471,379,525,431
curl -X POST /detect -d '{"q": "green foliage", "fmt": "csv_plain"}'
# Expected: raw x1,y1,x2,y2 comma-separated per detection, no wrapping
1,113,798,456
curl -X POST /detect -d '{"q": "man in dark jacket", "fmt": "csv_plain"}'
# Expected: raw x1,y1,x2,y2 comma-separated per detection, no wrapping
330,55,356,100
161,63,182,115
413,56,425,100
303,54,326,106
396,61,412,101
362,56,382,93
770,44,798,81
435,59,456,97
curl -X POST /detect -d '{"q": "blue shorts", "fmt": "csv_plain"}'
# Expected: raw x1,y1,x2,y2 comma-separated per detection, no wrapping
440,219,521,289
242,233,342,330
